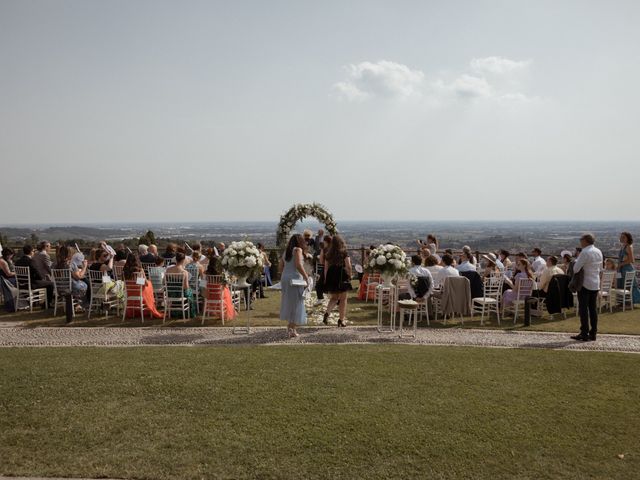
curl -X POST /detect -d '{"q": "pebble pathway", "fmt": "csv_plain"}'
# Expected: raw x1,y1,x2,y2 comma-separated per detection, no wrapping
0,326,638,353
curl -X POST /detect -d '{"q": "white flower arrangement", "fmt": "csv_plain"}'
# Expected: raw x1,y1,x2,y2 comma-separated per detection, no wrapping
276,202,338,248
220,240,264,279
366,244,409,278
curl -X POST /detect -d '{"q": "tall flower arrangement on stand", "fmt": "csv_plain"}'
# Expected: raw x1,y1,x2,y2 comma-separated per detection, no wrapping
366,244,409,286
220,241,264,286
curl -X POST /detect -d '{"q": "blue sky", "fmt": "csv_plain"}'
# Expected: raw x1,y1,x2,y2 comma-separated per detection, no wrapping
1,0,638,223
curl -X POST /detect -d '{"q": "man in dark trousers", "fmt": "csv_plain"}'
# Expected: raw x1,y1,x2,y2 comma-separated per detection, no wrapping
571,234,603,341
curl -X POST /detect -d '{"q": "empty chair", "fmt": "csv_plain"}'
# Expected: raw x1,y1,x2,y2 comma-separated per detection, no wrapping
14,266,47,312
51,268,79,317
612,270,636,312
598,270,616,313
147,266,166,308
472,275,504,325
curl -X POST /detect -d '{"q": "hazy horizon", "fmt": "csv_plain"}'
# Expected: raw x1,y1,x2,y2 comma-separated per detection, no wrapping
2,0,639,223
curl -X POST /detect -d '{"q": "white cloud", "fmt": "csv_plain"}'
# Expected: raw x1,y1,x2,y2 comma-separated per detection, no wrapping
470,56,532,75
333,56,534,104
332,60,424,101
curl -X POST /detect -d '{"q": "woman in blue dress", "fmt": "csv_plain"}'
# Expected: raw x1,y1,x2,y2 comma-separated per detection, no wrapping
279,234,310,338
618,232,640,304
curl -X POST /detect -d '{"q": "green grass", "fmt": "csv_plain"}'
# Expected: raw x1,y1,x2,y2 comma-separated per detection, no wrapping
1,346,639,479
3,286,640,335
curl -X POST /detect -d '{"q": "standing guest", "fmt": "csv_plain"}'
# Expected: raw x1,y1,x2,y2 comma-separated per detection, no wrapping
16,245,54,304
303,230,315,250
315,235,332,305
456,251,477,272
617,232,640,303
530,248,546,274
313,229,325,257
257,243,272,287
69,248,89,307
498,250,512,270
279,234,310,338
559,250,573,273
0,247,17,312
435,253,459,287
32,241,53,281
571,234,603,341
502,259,535,307
322,235,352,327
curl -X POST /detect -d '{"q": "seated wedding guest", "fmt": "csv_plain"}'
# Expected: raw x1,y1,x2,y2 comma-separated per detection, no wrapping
138,244,151,261
618,231,640,303
481,253,502,279
122,253,163,319
533,256,565,297
203,257,236,321
0,247,17,312
462,246,477,266
89,248,114,275
457,251,477,272
217,242,226,255
87,248,98,264
188,248,206,276
165,252,196,318
16,245,54,304
604,258,617,272
530,248,546,274
424,255,443,280
559,250,573,273
113,249,128,268
503,259,535,307
162,243,177,260
148,256,167,289
498,250,512,269
435,253,460,286
32,240,53,281
408,255,434,300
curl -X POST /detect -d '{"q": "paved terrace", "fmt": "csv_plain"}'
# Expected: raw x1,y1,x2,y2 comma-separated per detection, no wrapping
0,326,638,353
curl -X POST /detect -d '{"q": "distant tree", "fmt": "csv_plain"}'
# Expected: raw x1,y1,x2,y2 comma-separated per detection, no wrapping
30,232,39,246
0,232,8,246
138,230,156,246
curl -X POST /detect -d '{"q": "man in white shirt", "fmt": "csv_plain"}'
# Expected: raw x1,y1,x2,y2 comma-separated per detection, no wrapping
571,234,603,341
435,253,459,287
456,251,477,273
530,248,546,274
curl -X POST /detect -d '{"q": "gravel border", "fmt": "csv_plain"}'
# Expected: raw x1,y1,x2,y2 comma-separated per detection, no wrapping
0,326,638,353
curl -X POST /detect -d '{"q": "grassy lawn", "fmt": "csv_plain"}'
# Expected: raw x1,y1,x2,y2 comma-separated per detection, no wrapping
1,346,639,479
2,285,640,335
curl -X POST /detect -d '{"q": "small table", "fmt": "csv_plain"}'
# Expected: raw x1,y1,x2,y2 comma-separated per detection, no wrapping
376,284,397,333
397,300,418,338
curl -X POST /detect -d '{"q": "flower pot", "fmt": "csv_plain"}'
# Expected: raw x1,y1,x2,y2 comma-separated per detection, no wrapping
234,275,250,289
381,273,394,287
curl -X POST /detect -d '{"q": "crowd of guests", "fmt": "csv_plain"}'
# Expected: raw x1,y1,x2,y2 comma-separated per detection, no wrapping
0,240,259,320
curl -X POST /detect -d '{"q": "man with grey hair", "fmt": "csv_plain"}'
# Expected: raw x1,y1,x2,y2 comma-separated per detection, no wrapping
139,244,157,264
571,233,603,341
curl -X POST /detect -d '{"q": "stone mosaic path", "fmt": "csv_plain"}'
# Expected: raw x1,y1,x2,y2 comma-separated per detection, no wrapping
0,326,638,353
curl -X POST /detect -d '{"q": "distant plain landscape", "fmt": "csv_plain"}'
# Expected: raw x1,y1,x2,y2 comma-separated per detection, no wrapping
2,220,638,257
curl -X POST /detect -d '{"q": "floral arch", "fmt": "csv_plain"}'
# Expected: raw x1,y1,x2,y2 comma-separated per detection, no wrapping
276,203,338,248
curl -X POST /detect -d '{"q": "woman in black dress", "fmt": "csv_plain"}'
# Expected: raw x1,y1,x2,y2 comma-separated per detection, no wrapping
322,235,352,327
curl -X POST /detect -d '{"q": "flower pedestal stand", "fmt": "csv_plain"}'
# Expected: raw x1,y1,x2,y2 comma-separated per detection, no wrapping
376,284,397,333
232,276,252,334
